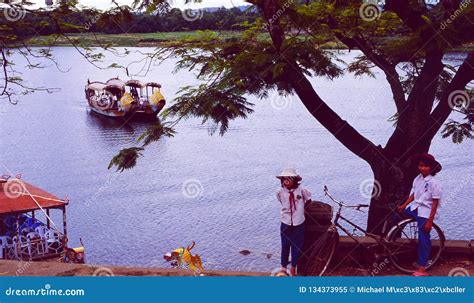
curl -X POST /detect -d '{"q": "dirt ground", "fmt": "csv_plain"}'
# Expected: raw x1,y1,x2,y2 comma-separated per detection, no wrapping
326,257,473,276
0,257,471,277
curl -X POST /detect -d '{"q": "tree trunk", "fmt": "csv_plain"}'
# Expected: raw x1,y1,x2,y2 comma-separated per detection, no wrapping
365,124,434,234
366,156,416,235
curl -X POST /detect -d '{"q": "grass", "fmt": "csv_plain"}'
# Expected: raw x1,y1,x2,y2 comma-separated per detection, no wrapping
26,31,473,52
26,31,348,49
27,31,246,47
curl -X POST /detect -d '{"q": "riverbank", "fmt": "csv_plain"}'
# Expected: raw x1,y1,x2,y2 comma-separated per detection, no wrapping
25,32,474,52
1,237,472,276
0,258,471,277
25,31,345,48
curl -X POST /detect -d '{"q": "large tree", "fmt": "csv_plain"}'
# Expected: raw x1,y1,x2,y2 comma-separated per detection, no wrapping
251,0,474,233
110,0,474,234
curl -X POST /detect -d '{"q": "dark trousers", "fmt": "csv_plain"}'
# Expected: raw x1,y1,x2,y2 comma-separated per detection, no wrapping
280,222,305,267
404,208,431,267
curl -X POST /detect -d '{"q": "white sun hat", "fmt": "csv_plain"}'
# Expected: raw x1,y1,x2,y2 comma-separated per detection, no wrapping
276,168,302,181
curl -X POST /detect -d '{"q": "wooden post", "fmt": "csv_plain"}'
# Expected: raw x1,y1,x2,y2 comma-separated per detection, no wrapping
15,214,20,236
62,206,68,245
15,214,20,260
46,209,50,229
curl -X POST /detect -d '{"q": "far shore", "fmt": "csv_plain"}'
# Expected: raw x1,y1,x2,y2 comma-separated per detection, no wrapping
23,32,474,52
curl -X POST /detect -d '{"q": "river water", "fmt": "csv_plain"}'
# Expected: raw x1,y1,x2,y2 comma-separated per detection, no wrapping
0,48,472,272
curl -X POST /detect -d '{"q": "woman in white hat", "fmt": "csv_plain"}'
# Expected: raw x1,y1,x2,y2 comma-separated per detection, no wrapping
275,168,312,276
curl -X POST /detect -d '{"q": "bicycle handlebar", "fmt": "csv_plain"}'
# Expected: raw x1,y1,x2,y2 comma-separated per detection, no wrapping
323,185,370,210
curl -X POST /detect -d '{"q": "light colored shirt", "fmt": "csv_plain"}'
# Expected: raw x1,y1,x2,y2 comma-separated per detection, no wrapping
408,174,442,219
276,186,312,226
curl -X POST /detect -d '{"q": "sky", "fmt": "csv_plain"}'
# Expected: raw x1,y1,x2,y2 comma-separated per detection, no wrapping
80,0,250,9
24,0,251,10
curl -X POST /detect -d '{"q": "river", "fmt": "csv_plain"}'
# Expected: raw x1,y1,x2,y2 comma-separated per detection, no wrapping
0,48,472,272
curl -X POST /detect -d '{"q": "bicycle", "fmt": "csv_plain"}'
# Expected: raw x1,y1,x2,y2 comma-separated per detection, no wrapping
305,186,445,276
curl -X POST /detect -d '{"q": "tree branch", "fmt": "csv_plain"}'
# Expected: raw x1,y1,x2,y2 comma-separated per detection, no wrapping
429,52,474,136
1,48,8,98
288,63,379,163
257,0,379,164
335,33,407,113
385,0,445,112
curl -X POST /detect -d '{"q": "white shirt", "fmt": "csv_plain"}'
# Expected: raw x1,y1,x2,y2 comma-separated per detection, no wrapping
276,186,312,226
408,174,442,219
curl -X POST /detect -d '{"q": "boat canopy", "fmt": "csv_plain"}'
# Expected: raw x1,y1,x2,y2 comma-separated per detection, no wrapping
0,180,68,215
86,82,106,91
104,85,125,92
146,82,162,88
126,80,145,88
105,78,126,89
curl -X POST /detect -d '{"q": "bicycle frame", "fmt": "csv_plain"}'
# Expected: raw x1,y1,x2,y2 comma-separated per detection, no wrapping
324,186,385,247
333,204,384,245
315,186,445,275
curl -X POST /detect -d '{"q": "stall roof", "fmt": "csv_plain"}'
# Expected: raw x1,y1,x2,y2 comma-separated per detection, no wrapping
0,180,67,215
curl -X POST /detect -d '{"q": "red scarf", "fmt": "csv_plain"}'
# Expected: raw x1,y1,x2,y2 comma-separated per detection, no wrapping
289,191,296,212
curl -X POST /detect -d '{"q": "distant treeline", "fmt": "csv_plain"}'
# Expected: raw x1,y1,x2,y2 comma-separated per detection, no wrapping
13,7,258,36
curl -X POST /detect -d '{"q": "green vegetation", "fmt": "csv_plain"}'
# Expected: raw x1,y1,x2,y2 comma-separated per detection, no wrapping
26,31,349,48
27,31,244,47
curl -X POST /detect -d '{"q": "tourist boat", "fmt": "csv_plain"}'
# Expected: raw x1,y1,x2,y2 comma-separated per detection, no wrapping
85,78,166,120
0,175,85,263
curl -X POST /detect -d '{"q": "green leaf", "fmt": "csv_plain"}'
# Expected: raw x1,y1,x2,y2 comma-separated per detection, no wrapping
108,147,145,172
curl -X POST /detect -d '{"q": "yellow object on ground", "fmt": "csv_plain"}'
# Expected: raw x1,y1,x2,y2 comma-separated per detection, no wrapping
120,92,134,107
72,247,85,253
151,90,165,105
173,248,190,263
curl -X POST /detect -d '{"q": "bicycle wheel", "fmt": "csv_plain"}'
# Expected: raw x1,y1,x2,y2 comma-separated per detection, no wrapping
304,227,339,276
386,218,445,274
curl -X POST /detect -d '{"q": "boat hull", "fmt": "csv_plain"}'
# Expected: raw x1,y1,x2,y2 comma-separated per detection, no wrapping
88,100,165,120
